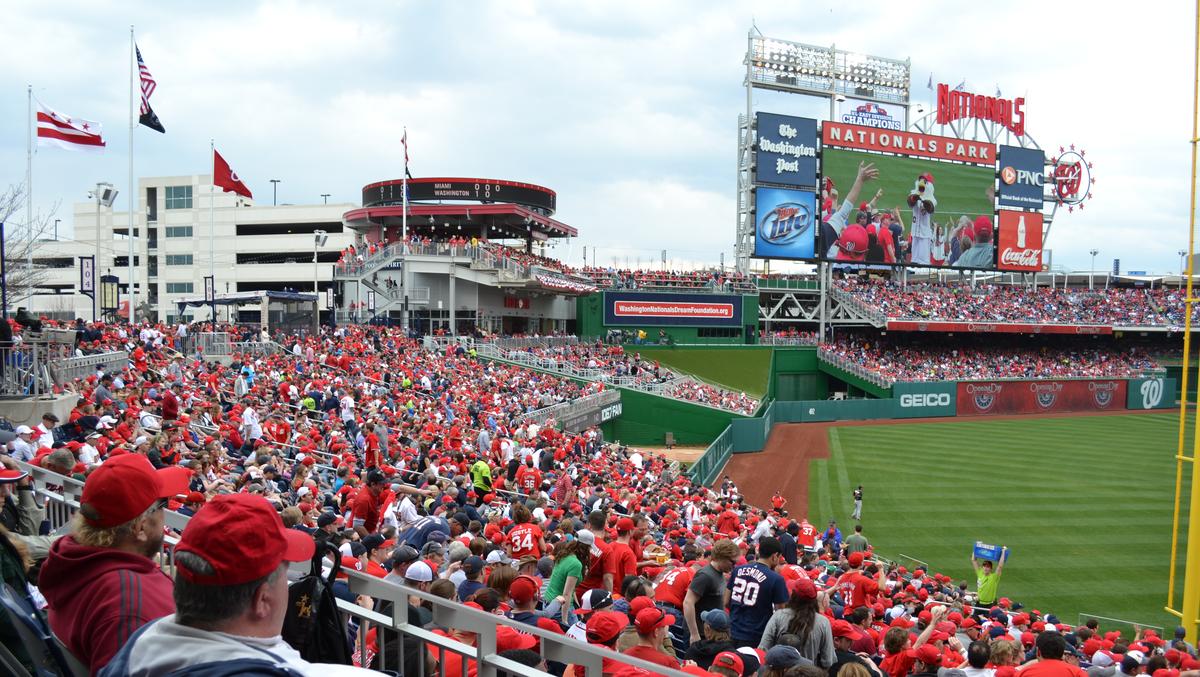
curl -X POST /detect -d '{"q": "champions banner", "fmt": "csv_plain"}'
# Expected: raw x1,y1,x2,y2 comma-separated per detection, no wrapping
956,379,1127,416
603,291,743,327
887,321,1113,336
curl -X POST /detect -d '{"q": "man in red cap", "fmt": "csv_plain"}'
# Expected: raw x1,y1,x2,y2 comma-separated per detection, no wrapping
102,493,377,675
608,516,639,583
40,454,190,673
624,607,682,670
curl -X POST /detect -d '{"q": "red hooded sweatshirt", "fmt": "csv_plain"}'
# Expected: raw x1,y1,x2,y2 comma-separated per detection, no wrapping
40,534,175,673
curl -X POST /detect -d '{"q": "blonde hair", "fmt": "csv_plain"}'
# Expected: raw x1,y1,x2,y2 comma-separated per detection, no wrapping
72,502,156,549
841,665,871,677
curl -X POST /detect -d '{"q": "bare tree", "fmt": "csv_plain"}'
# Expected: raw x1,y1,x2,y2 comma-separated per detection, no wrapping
0,183,58,315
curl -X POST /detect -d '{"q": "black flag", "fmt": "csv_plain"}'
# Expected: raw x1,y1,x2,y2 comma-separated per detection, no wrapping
139,104,165,133
136,45,165,133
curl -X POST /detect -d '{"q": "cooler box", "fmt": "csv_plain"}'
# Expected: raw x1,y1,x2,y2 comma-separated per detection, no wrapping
973,541,1006,562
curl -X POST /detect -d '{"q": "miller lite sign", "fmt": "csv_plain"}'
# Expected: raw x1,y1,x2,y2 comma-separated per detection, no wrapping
996,210,1043,272
752,187,817,260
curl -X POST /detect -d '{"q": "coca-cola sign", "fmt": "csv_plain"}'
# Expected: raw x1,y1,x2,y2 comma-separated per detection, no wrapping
996,210,1043,271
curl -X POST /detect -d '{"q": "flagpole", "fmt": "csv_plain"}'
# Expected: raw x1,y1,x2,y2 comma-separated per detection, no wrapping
26,85,33,292
128,26,136,323
209,140,215,280
401,127,408,332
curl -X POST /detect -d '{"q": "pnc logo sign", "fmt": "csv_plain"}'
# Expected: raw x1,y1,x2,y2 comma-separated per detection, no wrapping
899,393,951,408
1000,166,1044,187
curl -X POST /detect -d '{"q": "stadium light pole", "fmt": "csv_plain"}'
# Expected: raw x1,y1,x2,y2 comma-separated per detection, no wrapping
1089,249,1099,290
1181,250,1189,289
321,193,330,205
269,179,281,206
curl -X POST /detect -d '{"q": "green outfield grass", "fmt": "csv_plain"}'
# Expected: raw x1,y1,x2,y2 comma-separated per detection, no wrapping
808,413,1191,632
625,346,771,400
822,147,994,236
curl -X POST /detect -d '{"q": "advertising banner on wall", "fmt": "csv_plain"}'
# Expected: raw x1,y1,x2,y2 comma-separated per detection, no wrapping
836,98,907,131
886,320,1111,335
956,379,1127,416
996,210,1043,272
603,291,743,327
1126,376,1177,410
753,187,817,260
892,381,957,419
755,113,818,187
997,145,1046,209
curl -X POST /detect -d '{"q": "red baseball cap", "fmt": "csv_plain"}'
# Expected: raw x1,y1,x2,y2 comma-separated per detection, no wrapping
712,652,744,675
634,608,675,635
176,493,315,585
508,575,541,604
788,576,816,600
832,620,858,639
848,551,865,568
79,454,191,528
585,610,629,644
629,596,657,616
908,644,941,666
616,517,635,532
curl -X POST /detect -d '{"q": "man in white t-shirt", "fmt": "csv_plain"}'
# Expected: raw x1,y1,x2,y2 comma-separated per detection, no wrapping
241,405,263,449
8,426,37,462
35,413,59,449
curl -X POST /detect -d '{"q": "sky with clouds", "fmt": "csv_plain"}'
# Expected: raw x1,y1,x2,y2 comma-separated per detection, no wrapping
2,1,1195,273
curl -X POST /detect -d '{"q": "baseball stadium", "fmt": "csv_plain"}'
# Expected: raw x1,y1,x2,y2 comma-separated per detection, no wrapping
4,10,1200,677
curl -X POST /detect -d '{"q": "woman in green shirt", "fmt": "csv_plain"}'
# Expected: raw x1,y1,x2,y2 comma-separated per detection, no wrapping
543,538,591,626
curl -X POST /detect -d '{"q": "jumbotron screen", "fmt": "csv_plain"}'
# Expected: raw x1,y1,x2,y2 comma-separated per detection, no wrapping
818,148,996,269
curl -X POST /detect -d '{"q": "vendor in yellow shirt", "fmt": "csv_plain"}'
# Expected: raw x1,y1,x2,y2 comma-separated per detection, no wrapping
972,547,1007,608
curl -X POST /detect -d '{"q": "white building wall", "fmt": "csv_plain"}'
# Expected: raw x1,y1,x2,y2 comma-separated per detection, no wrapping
25,174,355,323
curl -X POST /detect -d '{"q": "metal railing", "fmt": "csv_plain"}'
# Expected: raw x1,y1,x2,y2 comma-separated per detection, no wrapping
816,347,895,388
758,335,818,346
829,285,888,326
689,423,734,487
47,350,130,385
475,340,754,414
516,389,621,431
22,461,691,677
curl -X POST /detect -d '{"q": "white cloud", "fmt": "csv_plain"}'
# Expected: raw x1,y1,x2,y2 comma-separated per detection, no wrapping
0,0,1192,273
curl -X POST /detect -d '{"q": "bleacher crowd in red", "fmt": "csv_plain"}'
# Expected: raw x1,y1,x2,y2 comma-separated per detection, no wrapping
820,335,1162,384
0,319,1194,676
835,278,1194,329
506,342,759,415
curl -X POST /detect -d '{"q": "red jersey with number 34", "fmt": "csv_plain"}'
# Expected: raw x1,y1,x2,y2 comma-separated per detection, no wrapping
654,565,693,608
508,523,544,559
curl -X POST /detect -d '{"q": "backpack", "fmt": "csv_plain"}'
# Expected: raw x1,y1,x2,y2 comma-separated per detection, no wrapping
281,542,353,665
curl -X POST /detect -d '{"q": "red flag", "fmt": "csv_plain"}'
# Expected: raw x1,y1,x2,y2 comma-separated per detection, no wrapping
213,149,252,199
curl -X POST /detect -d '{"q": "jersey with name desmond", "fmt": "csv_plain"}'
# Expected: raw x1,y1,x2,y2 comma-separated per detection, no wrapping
727,561,789,642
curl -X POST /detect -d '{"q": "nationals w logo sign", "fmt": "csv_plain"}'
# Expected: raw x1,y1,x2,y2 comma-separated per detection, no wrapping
1139,378,1164,410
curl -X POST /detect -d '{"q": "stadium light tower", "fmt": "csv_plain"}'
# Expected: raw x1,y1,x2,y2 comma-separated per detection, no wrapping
1180,249,1188,289
735,30,911,275
1089,249,1099,290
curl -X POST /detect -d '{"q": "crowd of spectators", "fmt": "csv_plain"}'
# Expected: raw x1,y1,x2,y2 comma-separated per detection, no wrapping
820,335,1161,384
583,268,751,292
835,279,1175,327
0,318,1193,676
504,341,759,415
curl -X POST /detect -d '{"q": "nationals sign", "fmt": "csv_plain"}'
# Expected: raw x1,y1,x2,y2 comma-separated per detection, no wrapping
822,122,995,165
936,83,1026,136
996,210,1044,272
957,379,1127,416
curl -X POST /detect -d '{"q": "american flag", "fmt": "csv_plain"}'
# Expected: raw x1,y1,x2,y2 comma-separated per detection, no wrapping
136,46,156,115
136,44,165,133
